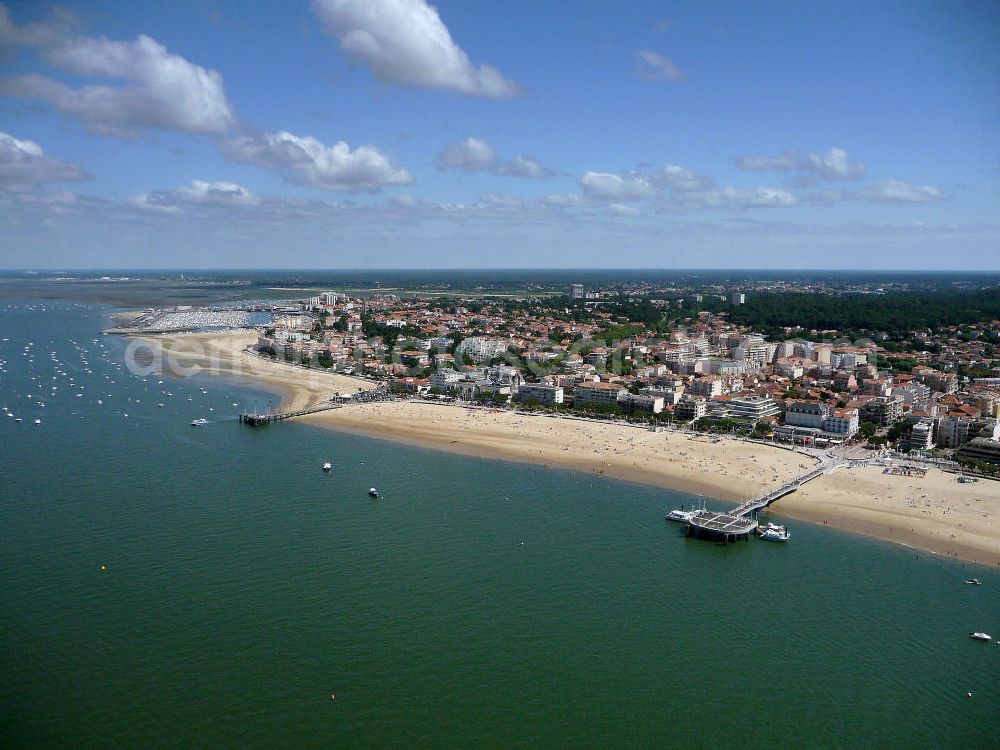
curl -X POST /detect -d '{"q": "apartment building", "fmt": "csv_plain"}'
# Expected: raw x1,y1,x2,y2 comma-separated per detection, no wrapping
955,437,1000,466
674,395,707,422
517,384,565,405
860,395,904,426
689,376,723,398
573,381,627,407
726,395,781,422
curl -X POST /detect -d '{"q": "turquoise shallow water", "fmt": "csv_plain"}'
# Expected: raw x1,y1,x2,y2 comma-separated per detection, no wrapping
1,301,999,749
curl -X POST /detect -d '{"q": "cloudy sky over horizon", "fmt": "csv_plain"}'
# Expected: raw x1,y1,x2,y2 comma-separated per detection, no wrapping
1,0,998,269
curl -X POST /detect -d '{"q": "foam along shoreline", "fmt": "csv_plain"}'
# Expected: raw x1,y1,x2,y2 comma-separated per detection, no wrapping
127,331,374,412
127,331,1000,568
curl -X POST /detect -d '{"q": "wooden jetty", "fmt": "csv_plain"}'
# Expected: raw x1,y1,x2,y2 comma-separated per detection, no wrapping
686,464,827,542
239,403,342,425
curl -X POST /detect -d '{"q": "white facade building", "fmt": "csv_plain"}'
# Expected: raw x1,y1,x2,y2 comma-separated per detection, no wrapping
456,337,512,363
517,384,564,405
573,382,627,407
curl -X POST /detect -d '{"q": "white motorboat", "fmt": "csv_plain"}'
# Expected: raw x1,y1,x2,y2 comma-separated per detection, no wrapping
969,632,992,641
666,508,695,523
759,523,790,542
965,578,982,585
322,462,332,472
368,487,379,498
191,418,209,426
33,418,41,425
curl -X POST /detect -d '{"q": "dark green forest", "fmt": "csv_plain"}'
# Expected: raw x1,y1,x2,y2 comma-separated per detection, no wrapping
688,290,1000,337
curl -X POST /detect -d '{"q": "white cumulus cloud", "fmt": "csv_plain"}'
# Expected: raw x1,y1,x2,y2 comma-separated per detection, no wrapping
129,180,258,213
860,179,945,204
497,154,556,178
578,171,656,201
0,32,235,138
635,49,685,82
0,131,88,190
311,0,521,98
735,147,866,181
437,136,556,178
221,130,413,192
437,136,497,171
678,186,798,211
657,164,712,192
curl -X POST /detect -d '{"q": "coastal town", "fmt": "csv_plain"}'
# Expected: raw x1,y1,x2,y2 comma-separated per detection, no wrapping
122,281,1000,476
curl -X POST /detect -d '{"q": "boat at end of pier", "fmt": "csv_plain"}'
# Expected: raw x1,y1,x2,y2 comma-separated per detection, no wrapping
666,508,695,523
759,523,790,542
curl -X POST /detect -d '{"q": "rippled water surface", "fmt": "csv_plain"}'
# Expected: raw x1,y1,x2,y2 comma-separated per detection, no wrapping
1,301,998,749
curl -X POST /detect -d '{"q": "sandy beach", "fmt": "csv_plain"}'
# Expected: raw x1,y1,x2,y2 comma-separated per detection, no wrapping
127,330,1000,568
304,400,813,502
774,465,1000,568
128,331,373,411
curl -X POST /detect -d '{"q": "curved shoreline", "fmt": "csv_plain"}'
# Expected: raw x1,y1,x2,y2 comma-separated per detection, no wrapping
130,331,1000,569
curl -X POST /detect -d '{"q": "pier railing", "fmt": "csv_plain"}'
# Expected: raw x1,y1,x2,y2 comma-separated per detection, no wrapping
239,402,343,425
729,464,827,518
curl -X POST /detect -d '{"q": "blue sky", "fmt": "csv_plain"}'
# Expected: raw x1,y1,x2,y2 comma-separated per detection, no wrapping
1,0,998,269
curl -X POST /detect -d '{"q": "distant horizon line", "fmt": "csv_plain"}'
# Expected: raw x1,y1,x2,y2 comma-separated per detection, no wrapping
3,267,1000,274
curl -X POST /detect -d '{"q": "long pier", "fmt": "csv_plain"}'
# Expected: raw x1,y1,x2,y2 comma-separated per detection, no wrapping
728,464,827,517
239,402,343,425
686,463,828,542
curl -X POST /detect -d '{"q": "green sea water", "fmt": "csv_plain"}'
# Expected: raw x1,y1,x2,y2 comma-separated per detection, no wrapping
1,301,998,749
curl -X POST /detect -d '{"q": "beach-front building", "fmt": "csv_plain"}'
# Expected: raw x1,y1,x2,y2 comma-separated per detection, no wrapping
784,400,827,429
674,395,707,422
429,369,463,392
391,376,430,394
573,381,627,408
823,408,859,436
726,395,781,422
907,417,936,450
936,415,1000,449
517,384,564,405
955,437,1000,466
778,398,859,441
621,393,665,414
